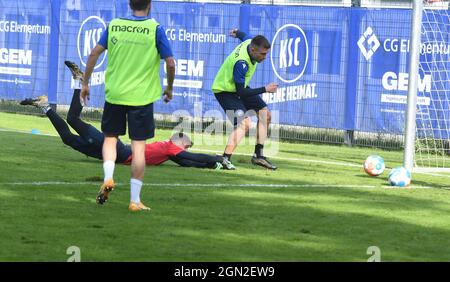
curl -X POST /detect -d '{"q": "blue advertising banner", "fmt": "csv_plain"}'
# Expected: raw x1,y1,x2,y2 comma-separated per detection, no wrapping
354,8,450,138
151,3,241,118
240,5,350,130
0,1,449,138
57,0,121,108
0,0,51,101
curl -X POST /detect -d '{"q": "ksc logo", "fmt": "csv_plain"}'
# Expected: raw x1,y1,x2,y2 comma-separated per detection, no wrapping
77,16,107,69
357,27,380,61
270,24,308,83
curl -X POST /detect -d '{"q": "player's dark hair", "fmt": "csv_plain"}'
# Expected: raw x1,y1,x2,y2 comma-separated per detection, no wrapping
129,0,151,11
251,35,271,49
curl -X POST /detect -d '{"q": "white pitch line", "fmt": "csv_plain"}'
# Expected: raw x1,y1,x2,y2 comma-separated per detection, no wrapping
0,182,437,189
2,127,450,178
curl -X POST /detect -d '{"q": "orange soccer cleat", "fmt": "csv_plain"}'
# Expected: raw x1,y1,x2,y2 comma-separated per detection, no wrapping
128,202,151,212
96,179,115,205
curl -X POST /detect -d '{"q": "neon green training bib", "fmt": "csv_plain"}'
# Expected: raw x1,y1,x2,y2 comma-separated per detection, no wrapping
105,18,162,106
212,39,257,94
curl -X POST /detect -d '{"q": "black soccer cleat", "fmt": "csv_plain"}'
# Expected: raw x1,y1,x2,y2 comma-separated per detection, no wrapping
96,179,115,205
64,60,84,81
19,96,48,108
96,193,107,205
20,98,37,106
251,155,277,170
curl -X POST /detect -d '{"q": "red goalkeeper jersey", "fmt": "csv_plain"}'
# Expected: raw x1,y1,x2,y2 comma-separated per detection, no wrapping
123,140,185,165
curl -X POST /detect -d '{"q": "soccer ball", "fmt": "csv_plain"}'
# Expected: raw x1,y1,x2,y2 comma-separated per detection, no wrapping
388,167,412,187
363,155,385,176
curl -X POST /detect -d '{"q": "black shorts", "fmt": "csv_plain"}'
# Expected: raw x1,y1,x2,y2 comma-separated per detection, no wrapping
214,92,267,126
101,101,155,141
66,124,131,162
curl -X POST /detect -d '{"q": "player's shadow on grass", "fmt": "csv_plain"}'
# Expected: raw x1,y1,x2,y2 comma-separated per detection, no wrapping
3,171,450,261
131,186,450,261
3,130,450,261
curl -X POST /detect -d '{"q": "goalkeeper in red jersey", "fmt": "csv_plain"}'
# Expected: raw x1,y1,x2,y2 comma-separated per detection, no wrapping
20,61,232,170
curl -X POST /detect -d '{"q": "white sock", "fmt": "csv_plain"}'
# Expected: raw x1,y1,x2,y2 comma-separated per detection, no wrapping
72,79,82,89
130,178,143,204
103,160,115,182
41,105,51,114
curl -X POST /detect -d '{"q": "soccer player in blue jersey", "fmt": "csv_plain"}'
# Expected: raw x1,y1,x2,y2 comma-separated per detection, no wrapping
212,28,278,170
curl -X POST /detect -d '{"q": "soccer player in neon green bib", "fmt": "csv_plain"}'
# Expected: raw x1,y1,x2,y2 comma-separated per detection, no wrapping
81,0,175,211
212,28,278,170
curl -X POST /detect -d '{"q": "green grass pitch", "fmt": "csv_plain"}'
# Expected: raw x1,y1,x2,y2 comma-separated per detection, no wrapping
0,112,449,261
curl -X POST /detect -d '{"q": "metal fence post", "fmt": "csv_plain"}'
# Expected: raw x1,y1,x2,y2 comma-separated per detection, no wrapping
352,0,361,7
48,0,61,112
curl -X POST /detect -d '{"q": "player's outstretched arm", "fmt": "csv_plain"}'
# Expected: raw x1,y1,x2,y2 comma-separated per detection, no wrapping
229,28,252,42
169,156,211,168
81,44,106,105
170,151,222,168
178,151,222,163
264,82,278,93
163,56,175,103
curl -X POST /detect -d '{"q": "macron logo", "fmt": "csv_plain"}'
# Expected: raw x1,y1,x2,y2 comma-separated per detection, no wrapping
357,27,380,61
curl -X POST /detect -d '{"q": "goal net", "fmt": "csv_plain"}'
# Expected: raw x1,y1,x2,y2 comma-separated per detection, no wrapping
413,0,450,172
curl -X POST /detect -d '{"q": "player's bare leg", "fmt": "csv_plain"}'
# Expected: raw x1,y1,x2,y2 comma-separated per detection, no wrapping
97,136,117,204
223,117,251,170
129,140,150,211
251,108,277,170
